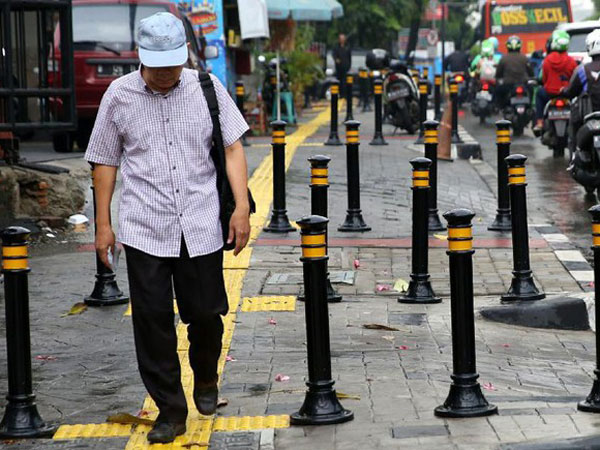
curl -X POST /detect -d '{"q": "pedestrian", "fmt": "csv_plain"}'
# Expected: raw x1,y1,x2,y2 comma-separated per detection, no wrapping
84,12,251,444
333,33,352,97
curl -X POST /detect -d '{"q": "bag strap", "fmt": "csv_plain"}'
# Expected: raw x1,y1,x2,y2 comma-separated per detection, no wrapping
577,65,589,93
198,71,228,193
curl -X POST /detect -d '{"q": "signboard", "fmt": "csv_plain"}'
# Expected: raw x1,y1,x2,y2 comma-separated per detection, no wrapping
489,1,570,35
424,0,448,21
178,0,227,85
398,28,434,54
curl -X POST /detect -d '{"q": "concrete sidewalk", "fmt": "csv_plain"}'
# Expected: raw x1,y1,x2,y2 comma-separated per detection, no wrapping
0,102,599,450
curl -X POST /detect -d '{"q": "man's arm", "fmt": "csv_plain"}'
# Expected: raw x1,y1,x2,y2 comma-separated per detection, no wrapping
224,140,250,256
563,67,583,99
93,164,118,267
496,58,505,78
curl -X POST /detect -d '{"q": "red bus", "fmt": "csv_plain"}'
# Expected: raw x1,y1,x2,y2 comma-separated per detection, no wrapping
482,0,573,54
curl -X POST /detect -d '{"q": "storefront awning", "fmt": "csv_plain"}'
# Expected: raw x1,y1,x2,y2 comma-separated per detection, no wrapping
266,0,343,21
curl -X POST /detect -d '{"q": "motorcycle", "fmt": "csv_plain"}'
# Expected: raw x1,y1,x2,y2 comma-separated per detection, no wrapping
568,111,600,196
503,84,534,136
448,72,468,106
471,79,495,124
540,97,570,158
258,55,290,118
382,60,420,134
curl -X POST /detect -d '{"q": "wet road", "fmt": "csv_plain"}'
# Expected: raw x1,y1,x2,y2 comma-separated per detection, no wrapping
462,109,598,261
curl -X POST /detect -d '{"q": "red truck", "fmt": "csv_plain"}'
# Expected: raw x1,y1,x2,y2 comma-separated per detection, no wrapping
50,0,209,152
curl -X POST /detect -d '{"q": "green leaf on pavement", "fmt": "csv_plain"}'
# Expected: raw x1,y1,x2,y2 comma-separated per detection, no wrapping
392,278,409,293
337,392,360,400
61,302,87,317
362,324,399,331
106,413,154,426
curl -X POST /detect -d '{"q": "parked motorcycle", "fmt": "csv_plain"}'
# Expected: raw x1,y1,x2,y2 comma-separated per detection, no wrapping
258,55,290,118
503,84,534,137
568,112,600,196
471,79,495,124
540,97,570,158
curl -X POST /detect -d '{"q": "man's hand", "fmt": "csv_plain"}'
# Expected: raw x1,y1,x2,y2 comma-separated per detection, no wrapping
227,206,250,256
96,224,116,269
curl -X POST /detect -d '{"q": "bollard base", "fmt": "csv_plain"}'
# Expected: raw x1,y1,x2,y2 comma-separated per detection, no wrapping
324,134,343,146
264,211,296,233
291,385,354,426
414,134,425,145
434,379,498,418
501,273,545,303
578,375,600,413
338,211,371,232
298,279,342,303
451,133,464,144
428,211,446,232
488,211,512,232
399,278,441,304
0,401,57,438
369,135,388,146
85,273,129,307
361,105,373,113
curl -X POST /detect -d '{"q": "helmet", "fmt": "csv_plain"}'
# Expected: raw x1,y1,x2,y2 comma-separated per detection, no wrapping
488,36,499,51
481,40,494,57
551,30,570,52
506,35,522,52
587,29,600,56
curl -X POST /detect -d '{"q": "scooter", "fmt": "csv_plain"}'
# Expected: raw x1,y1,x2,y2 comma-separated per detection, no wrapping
382,60,420,134
472,79,495,124
540,97,570,158
568,111,600,196
503,84,534,137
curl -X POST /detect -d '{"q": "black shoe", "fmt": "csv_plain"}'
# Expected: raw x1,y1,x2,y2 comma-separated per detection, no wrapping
194,383,218,416
147,422,186,444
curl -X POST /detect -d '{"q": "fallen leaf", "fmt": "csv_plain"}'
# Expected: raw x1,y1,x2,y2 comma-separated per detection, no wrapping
482,382,497,391
182,442,210,448
268,318,277,325
274,373,290,382
35,355,57,361
107,413,154,426
382,335,395,342
136,410,151,418
392,278,409,292
336,392,361,400
376,284,391,292
217,397,228,408
353,259,360,269
502,344,510,348
61,302,87,317
397,345,409,350
433,234,448,241
366,377,374,382
226,355,236,362
363,324,399,331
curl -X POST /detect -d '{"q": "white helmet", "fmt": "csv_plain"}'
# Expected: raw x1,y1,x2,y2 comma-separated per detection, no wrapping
586,29,600,56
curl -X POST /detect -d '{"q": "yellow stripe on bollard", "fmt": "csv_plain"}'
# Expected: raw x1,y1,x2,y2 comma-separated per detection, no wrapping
450,84,458,94
346,75,353,84
236,88,244,96
2,245,27,258
331,85,339,95
435,76,442,86
374,86,383,94
419,84,428,94
311,168,328,185
359,70,368,78
301,233,327,258
2,258,28,271
447,227,473,252
413,170,429,187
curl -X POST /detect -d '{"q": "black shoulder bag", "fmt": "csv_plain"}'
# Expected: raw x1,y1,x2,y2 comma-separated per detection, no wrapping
198,71,256,251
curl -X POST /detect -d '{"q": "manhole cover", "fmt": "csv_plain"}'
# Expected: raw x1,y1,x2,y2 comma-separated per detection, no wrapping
266,270,355,285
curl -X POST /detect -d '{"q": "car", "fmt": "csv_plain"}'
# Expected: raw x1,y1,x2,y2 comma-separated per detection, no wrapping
49,0,215,152
555,21,600,63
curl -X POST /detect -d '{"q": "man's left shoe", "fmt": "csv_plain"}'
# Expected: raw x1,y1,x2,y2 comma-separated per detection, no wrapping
194,383,218,416
147,422,186,444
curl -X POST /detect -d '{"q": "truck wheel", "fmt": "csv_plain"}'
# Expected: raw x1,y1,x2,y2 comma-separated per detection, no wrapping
52,132,74,153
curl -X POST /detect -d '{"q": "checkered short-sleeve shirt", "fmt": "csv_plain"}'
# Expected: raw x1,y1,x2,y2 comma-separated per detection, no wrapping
85,68,249,257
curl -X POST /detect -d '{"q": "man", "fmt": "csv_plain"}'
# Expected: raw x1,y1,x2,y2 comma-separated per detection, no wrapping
495,35,533,109
533,30,577,133
332,33,351,96
444,43,469,74
84,12,250,444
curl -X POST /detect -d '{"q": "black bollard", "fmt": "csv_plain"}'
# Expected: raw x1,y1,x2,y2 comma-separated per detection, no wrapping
578,205,600,413
264,121,296,233
291,216,354,425
235,81,249,147
359,68,371,112
304,155,342,303
501,155,545,302
345,74,354,122
339,121,371,232
423,66,430,83
370,79,387,146
449,79,463,144
414,81,429,144
424,120,445,231
399,158,441,304
434,209,498,418
85,164,128,307
488,120,512,231
0,227,56,438
434,74,442,121
325,79,342,146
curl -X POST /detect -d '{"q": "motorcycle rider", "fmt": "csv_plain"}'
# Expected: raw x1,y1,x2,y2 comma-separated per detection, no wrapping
533,30,577,133
471,40,499,82
495,35,534,110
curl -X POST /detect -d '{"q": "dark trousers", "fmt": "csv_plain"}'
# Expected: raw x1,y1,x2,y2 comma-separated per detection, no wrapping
124,238,228,423
536,87,551,121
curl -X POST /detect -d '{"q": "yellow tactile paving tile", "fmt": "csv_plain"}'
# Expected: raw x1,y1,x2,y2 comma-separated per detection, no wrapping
241,296,296,312
213,415,290,431
54,423,133,439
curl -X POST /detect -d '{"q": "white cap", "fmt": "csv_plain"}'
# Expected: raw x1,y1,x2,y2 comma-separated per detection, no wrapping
137,12,188,67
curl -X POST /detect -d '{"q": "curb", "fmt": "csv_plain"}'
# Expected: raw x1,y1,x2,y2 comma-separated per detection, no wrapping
500,434,600,449
479,294,590,331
